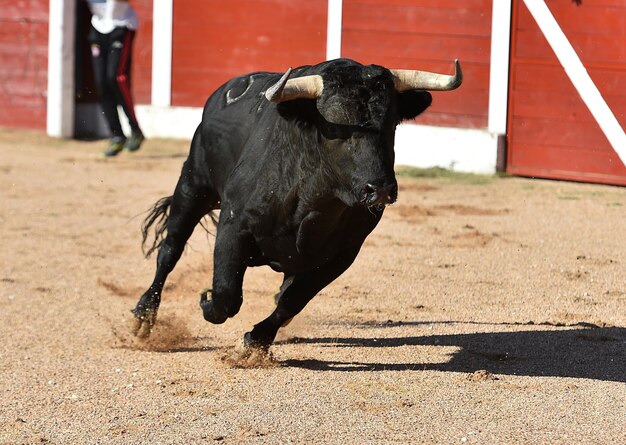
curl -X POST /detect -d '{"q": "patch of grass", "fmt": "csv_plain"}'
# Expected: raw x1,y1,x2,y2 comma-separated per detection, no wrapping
395,166,494,185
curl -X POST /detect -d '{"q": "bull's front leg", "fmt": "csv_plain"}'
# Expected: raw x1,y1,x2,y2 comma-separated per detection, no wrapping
200,211,253,324
243,245,361,350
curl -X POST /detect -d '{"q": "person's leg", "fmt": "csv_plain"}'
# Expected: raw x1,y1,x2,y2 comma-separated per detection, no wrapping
106,27,144,152
89,25,126,156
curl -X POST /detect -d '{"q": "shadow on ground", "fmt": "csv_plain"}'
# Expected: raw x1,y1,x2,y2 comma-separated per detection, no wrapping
278,323,626,382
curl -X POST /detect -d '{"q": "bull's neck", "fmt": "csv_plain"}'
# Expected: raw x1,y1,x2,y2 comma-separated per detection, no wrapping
296,164,348,213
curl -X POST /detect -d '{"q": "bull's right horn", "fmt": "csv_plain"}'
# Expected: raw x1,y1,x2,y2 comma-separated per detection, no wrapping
265,69,324,103
391,59,463,92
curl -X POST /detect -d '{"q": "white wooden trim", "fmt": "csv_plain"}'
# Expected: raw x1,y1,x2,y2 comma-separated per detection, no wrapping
395,124,498,174
488,0,512,135
46,0,76,137
326,0,343,60
523,0,626,166
131,105,202,139
151,0,173,106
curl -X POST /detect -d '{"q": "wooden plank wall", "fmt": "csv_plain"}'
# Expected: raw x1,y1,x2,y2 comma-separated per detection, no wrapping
341,0,492,129
507,0,626,185
0,0,49,130
129,0,152,105
171,0,328,107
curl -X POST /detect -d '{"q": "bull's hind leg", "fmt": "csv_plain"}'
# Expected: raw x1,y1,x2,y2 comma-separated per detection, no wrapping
242,246,361,350
132,183,216,337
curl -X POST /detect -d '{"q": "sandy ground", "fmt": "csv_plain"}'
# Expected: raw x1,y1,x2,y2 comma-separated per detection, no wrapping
0,127,624,444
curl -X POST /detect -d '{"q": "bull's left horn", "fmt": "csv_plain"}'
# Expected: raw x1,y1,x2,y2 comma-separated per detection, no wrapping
391,59,463,92
265,69,324,103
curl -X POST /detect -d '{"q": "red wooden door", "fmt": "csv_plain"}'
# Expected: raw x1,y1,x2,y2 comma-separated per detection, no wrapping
0,0,49,130
171,0,328,107
341,0,493,129
507,0,626,186
129,0,153,105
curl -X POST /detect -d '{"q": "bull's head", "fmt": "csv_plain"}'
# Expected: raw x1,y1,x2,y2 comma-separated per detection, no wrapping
265,60,462,210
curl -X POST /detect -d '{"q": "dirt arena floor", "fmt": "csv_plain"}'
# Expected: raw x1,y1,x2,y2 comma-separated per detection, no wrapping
0,128,624,444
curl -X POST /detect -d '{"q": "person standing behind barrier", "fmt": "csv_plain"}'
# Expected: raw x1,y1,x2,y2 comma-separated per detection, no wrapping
86,0,145,157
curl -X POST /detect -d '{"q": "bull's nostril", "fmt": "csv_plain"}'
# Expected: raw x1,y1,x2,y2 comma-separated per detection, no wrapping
363,183,379,204
361,182,396,207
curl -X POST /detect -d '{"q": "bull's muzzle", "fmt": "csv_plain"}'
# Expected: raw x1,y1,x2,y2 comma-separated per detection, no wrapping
362,182,398,210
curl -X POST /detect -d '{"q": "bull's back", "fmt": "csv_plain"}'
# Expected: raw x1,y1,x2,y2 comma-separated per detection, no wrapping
194,72,280,194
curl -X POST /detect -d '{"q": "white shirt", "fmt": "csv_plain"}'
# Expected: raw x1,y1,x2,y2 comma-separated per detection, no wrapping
87,0,138,34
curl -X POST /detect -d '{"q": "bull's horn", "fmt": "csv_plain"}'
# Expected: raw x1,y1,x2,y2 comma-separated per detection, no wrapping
265,69,324,103
391,59,462,92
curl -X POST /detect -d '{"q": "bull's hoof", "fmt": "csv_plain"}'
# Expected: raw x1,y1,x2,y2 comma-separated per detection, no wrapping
233,337,255,360
242,332,271,351
131,309,157,338
199,289,228,324
222,337,275,368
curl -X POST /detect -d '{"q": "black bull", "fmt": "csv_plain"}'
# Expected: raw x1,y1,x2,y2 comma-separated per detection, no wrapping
132,58,462,350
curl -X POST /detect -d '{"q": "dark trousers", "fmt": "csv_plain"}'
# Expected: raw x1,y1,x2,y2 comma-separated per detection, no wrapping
88,25,140,138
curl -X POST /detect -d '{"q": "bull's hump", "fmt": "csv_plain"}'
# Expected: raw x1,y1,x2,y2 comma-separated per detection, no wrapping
225,75,257,106
222,73,274,108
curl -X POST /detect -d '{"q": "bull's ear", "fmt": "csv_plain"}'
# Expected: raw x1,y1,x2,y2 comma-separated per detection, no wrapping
396,91,432,122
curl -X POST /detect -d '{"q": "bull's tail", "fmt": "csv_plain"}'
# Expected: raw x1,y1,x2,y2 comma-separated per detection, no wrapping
141,196,173,258
141,196,219,258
